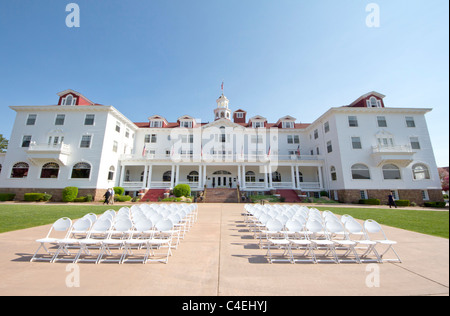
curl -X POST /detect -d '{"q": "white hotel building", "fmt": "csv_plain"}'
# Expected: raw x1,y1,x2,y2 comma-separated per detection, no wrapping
0,89,443,204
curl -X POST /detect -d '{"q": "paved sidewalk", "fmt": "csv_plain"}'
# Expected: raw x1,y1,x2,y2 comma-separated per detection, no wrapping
0,203,448,296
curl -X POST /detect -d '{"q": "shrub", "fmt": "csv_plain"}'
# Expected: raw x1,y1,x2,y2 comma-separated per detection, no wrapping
359,199,380,205
173,184,191,198
23,193,51,202
113,187,125,196
85,194,93,202
424,201,447,208
115,195,132,202
395,200,410,207
62,186,78,202
0,193,15,201
73,197,87,202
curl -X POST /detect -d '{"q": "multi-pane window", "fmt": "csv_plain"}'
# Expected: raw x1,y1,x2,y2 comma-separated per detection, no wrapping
80,135,92,148
112,141,118,153
144,134,157,143
150,120,162,128
348,116,358,127
84,114,95,125
324,121,330,133
351,164,370,180
377,116,387,127
10,162,29,178
115,122,121,133
71,162,91,179
287,135,300,144
410,137,421,149
252,122,264,128
330,166,337,181
22,135,32,147
55,114,65,125
40,162,59,179
382,164,401,180
282,121,294,128
327,141,332,153
412,164,430,180
351,137,362,149
406,117,416,127
108,166,115,181
314,129,318,139
26,114,37,125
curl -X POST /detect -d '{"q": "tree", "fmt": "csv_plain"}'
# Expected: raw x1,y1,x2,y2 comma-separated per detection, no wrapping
0,134,8,153
438,168,449,192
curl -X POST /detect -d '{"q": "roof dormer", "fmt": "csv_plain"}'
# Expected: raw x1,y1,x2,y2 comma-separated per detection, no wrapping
347,91,386,108
233,109,247,124
248,115,267,128
148,115,168,128
177,115,196,128
57,89,96,106
275,115,297,128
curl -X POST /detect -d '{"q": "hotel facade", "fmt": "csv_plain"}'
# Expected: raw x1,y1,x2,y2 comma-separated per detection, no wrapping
0,89,443,205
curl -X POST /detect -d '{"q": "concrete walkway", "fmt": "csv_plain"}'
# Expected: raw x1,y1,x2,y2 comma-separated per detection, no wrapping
0,203,448,296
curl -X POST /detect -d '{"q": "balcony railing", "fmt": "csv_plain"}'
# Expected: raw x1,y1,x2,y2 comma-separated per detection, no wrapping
120,153,322,163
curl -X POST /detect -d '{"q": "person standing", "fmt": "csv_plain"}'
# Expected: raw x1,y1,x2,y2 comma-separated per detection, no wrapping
388,191,397,208
109,188,115,205
103,189,111,205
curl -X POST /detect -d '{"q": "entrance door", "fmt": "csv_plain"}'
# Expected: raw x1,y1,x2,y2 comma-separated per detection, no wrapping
212,170,232,188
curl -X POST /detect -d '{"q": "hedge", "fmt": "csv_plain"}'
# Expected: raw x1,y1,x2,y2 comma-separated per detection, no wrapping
62,187,78,202
424,201,447,208
24,193,52,202
0,193,15,201
395,200,410,207
115,195,132,202
359,199,380,205
173,184,191,198
113,187,125,196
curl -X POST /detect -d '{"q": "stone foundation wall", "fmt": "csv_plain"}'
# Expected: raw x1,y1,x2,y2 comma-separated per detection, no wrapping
0,188,106,202
336,189,444,206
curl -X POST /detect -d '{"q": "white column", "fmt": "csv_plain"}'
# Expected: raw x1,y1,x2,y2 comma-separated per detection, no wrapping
264,165,268,190
175,165,180,186
198,164,203,188
242,165,246,189
317,166,323,190
203,165,207,188
290,165,295,189
237,164,241,187
119,164,125,187
295,165,301,190
148,165,153,189
170,164,175,188
142,165,148,189
268,164,273,189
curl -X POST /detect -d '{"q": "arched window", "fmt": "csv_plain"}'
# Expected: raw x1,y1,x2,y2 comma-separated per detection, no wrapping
108,166,115,181
163,170,172,182
40,162,59,179
330,166,337,181
62,95,76,106
351,164,370,180
245,171,256,183
412,163,430,180
11,162,29,178
382,164,401,180
71,162,91,179
188,171,199,182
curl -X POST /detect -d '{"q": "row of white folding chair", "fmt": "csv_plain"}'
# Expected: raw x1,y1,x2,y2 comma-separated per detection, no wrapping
47,216,177,264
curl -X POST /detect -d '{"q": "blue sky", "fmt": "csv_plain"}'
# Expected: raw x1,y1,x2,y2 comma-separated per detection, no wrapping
0,0,448,166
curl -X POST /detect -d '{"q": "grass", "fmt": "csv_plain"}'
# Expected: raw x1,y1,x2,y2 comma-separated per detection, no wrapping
315,206,449,239
0,204,128,234
0,203,448,239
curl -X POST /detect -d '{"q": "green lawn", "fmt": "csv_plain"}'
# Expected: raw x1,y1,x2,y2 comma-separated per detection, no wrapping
315,206,449,239
0,204,448,239
0,204,128,234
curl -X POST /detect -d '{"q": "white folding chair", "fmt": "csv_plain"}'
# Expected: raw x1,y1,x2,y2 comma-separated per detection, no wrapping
73,219,113,264
325,221,360,264
285,219,315,264
51,217,92,263
147,219,175,264
30,217,72,262
98,218,134,263
364,219,401,263
265,219,291,264
121,218,154,264
307,220,338,264
344,220,380,263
